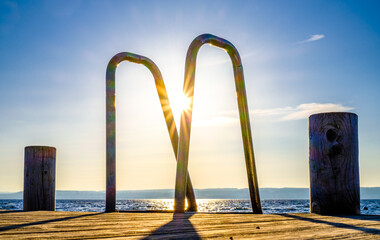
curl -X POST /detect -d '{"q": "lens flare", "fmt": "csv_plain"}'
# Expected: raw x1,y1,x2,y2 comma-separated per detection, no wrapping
171,93,192,115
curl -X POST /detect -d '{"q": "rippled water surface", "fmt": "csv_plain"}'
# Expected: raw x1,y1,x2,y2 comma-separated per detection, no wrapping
1,199,379,214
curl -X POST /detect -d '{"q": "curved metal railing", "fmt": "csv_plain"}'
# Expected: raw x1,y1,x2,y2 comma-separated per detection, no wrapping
106,52,197,212
174,34,262,213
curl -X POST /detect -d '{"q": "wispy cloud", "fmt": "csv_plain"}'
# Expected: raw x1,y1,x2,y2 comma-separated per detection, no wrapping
254,103,353,121
298,34,325,44
192,103,353,127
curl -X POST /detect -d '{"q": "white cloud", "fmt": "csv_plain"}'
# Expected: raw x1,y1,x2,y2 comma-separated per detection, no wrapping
192,103,353,127
298,34,325,44
252,103,353,121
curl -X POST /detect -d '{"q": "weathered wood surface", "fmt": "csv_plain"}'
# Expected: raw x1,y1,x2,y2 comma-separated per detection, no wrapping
24,146,56,211
0,211,379,239
309,112,359,214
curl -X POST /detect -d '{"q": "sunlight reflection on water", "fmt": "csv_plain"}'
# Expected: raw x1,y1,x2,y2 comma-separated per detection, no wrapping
1,199,379,214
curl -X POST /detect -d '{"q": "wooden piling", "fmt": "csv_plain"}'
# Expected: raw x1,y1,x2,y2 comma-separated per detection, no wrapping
309,112,359,214
23,146,56,211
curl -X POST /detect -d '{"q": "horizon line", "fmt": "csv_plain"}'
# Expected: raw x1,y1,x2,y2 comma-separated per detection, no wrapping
2,186,380,193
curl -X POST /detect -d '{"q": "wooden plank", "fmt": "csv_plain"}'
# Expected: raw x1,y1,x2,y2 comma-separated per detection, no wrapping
0,211,379,239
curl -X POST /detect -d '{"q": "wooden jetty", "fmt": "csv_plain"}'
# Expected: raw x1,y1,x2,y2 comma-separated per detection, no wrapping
6,37,376,239
1,210,379,239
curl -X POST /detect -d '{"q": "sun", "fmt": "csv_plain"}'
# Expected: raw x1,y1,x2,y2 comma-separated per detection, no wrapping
170,93,192,117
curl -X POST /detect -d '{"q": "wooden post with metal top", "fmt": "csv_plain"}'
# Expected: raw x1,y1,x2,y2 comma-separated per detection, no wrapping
174,34,262,213
106,52,197,212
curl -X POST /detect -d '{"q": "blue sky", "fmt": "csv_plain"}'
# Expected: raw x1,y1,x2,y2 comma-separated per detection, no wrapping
0,0,379,192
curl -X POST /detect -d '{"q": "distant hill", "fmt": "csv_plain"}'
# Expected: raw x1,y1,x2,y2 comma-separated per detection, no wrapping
1,187,379,200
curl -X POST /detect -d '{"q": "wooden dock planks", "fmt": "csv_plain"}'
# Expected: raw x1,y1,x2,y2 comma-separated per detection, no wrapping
0,210,379,239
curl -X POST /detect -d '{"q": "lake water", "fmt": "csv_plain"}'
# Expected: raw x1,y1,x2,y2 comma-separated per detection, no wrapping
1,199,379,214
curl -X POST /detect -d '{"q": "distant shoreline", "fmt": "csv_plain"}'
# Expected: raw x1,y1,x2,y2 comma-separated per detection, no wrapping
1,187,380,200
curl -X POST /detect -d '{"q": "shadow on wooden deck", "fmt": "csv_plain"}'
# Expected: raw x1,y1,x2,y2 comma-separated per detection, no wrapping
282,213,380,235
0,210,23,214
0,211,104,232
143,212,200,239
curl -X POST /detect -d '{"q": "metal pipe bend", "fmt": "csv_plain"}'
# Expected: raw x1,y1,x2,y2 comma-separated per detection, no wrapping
174,34,262,214
186,34,242,67
105,52,198,212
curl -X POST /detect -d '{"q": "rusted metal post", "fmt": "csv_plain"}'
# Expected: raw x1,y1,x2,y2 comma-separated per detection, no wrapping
23,146,56,211
309,112,360,214
106,52,197,212
174,34,262,213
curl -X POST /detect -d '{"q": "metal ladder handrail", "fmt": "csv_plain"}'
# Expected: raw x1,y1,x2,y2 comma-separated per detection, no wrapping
106,52,197,212
174,34,263,213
